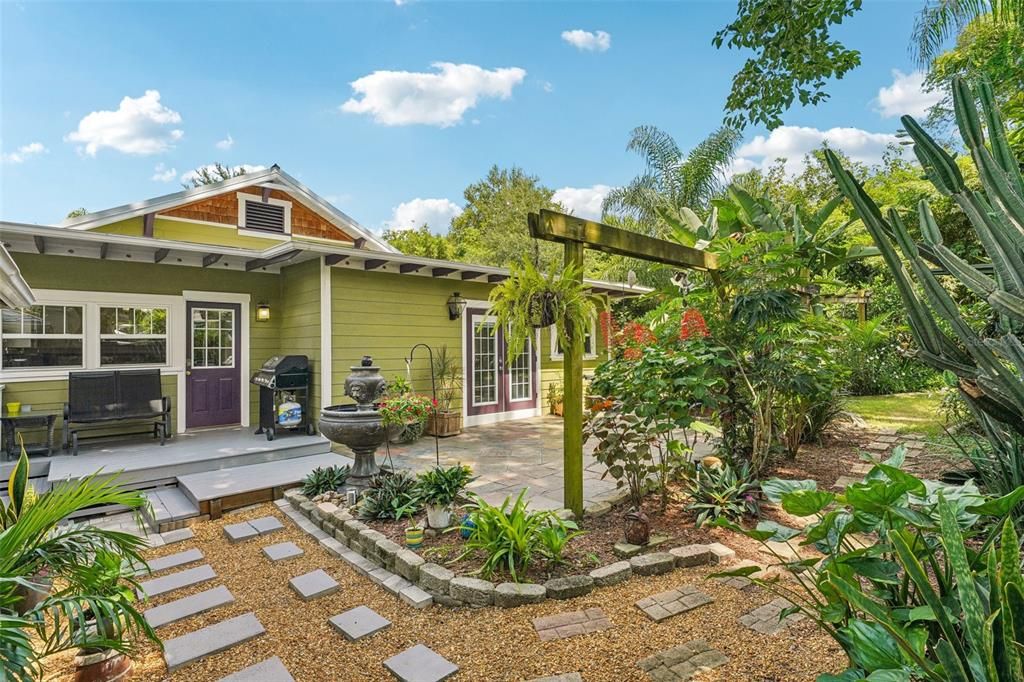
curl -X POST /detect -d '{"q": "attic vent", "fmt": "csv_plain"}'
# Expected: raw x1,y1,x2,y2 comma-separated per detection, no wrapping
240,198,289,233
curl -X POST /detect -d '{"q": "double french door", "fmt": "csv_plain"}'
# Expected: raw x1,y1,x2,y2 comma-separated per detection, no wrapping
465,308,536,418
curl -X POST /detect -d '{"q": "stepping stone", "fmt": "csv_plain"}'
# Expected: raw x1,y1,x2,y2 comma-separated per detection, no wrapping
739,596,806,634
218,656,294,682
249,516,285,536
223,521,259,543
635,586,713,623
289,569,339,600
713,559,764,590
533,608,612,641
383,644,458,682
832,476,860,490
145,585,235,628
163,612,265,672
637,639,729,681
140,548,204,575
328,605,391,641
263,541,304,562
863,441,889,452
138,564,216,598
527,675,583,682
161,527,194,545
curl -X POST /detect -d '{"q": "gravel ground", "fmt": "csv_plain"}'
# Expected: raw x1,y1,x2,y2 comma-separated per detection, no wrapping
44,503,843,682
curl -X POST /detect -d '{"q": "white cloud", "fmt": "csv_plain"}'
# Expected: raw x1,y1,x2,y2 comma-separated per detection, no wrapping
552,184,614,221
215,134,234,150
542,81,554,93
341,62,527,127
384,198,463,231
1,141,47,164
561,29,611,52
151,163,177,182
732,125,906,178
875,69,943,118
179,163,266,186
65,90,183,156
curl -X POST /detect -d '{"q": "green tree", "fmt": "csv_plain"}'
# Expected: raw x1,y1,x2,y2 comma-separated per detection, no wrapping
602,126,741,233
448,166,563,269
181,163,249,189
911,0,1024,65
382,225,456,260
65,208,87,219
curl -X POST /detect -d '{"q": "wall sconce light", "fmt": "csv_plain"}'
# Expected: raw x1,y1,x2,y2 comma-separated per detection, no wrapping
255,303,271,322
447,292,467,320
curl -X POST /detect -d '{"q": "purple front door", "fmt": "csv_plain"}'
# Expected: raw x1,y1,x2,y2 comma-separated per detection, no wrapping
465,308,537,418
186,302,241,428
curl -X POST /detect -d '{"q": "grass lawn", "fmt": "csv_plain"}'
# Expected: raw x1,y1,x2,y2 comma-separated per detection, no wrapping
845,391,946,438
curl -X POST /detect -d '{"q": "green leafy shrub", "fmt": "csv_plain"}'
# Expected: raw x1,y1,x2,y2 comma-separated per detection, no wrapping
682,461,760,527
357,470,421,521
301,465,350,498
457,490,582,582
716,446,1024,681
415,464,474,508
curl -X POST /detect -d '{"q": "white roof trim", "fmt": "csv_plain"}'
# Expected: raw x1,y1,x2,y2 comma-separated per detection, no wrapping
0,242,35,309
56,166,396,254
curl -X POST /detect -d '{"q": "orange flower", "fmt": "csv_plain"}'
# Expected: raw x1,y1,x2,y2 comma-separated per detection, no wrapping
679,308,709,340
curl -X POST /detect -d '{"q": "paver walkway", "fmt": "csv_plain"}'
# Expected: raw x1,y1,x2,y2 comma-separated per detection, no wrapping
141,547,204,574
144,585,235,628
533,608,613,641
739,597,806,634
637,640,729,681
163,612,266,672
329,605,391,641
263,541,304,562
635,586,713,623
138,564,216,598
383,644,459,682
218,656,294,682
289,568,340,600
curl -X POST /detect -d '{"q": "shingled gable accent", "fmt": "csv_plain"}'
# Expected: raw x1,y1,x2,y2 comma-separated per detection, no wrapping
162,186,355,243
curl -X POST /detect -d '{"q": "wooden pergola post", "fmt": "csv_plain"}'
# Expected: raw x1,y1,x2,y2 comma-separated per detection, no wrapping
528,210,717,519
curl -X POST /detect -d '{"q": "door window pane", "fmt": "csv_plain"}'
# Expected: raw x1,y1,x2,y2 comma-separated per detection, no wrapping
472,320,497,405
509,338,532,402
191,308,235,369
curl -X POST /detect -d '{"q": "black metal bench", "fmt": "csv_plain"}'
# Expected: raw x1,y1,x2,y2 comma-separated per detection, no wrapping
62,369,171,455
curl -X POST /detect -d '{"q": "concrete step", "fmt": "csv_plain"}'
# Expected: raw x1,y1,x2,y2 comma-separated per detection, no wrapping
143,487,200,531
138,548,204,575
163,612,265,672
137,564,216,599
219,656,294,682
177,452,351,505
144,585,235,628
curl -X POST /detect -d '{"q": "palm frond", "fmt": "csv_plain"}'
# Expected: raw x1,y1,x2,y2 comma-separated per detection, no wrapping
679,127,743,210
911,0,1024,65
625,125,682,181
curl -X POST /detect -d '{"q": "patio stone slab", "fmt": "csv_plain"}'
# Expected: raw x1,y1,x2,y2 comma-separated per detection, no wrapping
138,564,216,598
400,585,434,609
533,608,612,641
144,585,235,628
739,596,806,634
289,569,339,600
713,559,765,590
163,612,265,672
160,528,194,545
218,656,294,682
527,675,583,682
635,586,713,623
832,476,860,490
263,541,304,562
329,605,391,641
223,521,259,543
637,639,729,681
141,548,204,575
249,516,284,535
383,644,458,682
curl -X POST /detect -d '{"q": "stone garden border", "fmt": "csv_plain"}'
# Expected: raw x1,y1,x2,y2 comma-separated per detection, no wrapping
281,489,737,611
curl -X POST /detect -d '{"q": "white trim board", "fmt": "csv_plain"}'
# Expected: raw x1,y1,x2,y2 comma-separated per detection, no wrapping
319,256,332,408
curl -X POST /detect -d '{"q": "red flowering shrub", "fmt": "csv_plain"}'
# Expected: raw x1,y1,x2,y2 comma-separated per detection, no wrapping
679,308,710,340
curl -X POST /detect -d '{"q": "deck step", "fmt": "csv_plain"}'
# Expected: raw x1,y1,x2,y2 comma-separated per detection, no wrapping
163,612,265,672
145,585,235,628
143,487,200,531
177,452,351,505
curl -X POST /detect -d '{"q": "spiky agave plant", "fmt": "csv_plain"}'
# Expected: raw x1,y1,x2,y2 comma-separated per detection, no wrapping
826,77,1024,453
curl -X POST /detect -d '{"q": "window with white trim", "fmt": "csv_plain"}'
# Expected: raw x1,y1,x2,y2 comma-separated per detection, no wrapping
99,306,168,365
1,305,85,369
550,313,598,360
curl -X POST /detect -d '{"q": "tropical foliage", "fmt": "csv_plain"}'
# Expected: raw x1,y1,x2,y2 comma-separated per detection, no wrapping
681,461,761,527
356,470,422,521
415,465,475,508
301,465,350,498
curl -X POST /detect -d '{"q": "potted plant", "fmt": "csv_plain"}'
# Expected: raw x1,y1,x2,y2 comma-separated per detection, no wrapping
415,464,474,529
426,345,464,437
73,550,143,682
547,382,564,416
380,389,435,445
405,523,424,549
488,257,595,363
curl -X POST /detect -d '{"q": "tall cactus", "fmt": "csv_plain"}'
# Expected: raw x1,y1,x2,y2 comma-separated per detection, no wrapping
826,78,1024,441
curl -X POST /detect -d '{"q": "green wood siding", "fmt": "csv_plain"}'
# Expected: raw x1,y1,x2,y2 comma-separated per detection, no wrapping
95,217,284,250
279,259,321,414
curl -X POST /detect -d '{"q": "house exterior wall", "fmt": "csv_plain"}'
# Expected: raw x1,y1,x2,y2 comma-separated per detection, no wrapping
278,258,322,414
94,217,285,250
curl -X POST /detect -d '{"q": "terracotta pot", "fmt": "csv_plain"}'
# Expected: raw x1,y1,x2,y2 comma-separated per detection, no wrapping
12,572,52,616
624,508,650,545
73,649,133,682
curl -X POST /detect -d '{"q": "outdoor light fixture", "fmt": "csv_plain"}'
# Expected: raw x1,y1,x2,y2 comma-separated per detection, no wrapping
447,292,467,320
255,303,271,321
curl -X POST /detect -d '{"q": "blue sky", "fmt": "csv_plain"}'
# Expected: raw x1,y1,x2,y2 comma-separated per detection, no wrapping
1,1,939,233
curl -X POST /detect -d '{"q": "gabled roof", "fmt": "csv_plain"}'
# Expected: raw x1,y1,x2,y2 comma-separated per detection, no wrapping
59,165,398,253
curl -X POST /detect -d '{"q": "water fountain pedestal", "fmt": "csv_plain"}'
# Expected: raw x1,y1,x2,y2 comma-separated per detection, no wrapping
318,356,390,491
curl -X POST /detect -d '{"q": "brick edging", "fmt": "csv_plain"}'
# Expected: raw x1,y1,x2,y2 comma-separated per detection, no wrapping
280,489,735,610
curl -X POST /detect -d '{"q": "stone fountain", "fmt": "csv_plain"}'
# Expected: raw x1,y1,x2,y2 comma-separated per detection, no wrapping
319,355,390,490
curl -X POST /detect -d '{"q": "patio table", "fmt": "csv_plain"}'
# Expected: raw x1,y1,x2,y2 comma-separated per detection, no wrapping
2,409,59,459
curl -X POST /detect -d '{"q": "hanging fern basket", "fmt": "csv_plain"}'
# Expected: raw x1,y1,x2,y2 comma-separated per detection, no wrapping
528,291,559,328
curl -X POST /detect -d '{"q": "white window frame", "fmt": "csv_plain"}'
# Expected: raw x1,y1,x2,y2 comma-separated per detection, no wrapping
1,304,86,370
189,306,236,369
99,305,170,367
469,313,499,407
237,192,292,238
507,332,533,403
550,313,598,361
0,290,185,382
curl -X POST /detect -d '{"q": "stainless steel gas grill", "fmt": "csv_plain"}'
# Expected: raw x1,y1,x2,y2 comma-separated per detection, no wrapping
250,355,315,440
